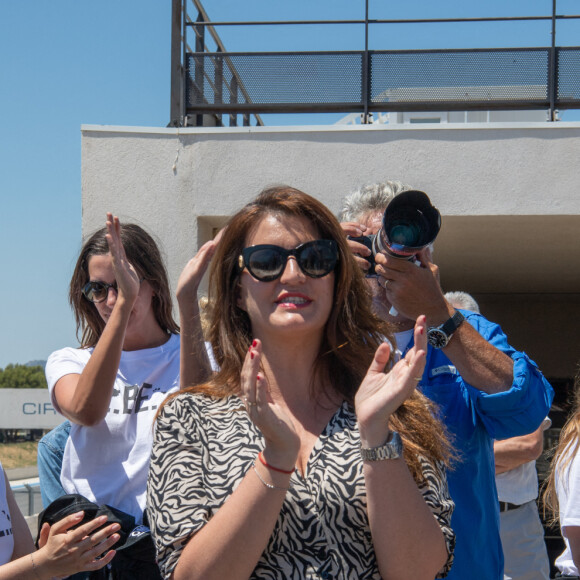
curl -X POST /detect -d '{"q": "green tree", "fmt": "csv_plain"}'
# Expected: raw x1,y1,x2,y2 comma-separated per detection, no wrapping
0,364,47,389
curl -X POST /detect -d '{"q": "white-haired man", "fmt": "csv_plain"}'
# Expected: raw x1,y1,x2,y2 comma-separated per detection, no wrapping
340,182,554,580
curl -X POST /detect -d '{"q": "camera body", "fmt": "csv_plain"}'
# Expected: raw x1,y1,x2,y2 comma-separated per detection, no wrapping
350,189,441,276
348,232,381,275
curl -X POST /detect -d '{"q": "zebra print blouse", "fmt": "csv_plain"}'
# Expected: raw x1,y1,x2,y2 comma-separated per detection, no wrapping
147,393,455,579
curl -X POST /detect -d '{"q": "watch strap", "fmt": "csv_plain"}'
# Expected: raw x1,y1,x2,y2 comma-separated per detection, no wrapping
427,309,465,349
440,309,465,336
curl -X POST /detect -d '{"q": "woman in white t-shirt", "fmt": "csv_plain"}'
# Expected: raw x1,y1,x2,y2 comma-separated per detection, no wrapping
543,371,580,578
0,461,119,577
43,213,214,576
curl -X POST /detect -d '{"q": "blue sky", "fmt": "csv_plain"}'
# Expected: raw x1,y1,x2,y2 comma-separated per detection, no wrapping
1,0,578,368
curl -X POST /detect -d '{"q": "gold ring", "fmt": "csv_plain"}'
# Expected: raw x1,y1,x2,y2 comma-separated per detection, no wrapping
414,377,422,382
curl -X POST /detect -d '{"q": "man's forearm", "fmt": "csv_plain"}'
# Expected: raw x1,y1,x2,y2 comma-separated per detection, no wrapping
441,321,514,394
494,426,545,474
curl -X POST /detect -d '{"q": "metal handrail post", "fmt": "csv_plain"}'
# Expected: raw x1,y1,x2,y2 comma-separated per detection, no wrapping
194,12,205,126
230,76,238,127
170,0,184,126
549,0,558,121
215,47,223,126
24,484,33,516
362,0,370,124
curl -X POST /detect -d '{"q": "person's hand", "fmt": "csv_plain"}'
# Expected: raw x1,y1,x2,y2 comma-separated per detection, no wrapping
241,340,300,470
105,212,141,305
374,247,449,324
176,229,223,308
35,511,120,577
340,222,373,272
355,316,427,447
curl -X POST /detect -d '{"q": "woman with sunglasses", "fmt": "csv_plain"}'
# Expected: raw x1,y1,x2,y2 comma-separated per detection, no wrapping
43,213,214,577
147,186,455,580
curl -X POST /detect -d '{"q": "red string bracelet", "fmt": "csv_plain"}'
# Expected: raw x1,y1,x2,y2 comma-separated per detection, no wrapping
258,452,294,474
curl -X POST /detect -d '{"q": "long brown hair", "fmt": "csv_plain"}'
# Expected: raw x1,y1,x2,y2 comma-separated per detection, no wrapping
173,186,453,480
543,367,580,523
69,223,179,348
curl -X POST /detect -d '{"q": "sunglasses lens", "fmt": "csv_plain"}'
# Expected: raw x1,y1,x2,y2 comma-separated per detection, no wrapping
247,248,285,281
298,241,338,277
82,282,108,303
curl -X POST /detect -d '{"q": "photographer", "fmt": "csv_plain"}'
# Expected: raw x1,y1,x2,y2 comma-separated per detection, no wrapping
340,181,554,580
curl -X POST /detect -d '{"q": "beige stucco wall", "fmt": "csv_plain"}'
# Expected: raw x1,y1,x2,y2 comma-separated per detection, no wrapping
81,122,580,382
82,123,580,222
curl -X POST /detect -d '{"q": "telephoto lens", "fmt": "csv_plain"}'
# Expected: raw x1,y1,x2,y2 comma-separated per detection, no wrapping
376,190,441,259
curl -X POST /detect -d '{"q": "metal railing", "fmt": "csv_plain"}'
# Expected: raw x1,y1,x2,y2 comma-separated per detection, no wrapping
171,0,264,127
11,481,42,516
170,1,580,126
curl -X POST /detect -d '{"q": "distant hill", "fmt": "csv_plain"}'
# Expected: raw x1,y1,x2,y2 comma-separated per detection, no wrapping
25,360,47,369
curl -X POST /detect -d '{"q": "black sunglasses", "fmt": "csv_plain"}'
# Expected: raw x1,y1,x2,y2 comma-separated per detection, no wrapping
238,240,339,282
82,281,118,303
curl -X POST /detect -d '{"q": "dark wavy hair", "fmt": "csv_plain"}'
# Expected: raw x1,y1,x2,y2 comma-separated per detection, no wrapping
69,223,179,348
171,186,453,480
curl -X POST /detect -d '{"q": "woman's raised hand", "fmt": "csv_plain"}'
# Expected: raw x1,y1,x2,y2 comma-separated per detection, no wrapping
105,213,141,304
176,229,223,306
355,315,427,447
35,511,120,577
241,340,300,468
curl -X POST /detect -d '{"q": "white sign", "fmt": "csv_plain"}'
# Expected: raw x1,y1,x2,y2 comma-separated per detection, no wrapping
0,389,61,429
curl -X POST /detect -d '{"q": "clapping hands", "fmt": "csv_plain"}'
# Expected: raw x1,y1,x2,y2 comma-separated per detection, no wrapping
355,315,427,447
105,212,141,305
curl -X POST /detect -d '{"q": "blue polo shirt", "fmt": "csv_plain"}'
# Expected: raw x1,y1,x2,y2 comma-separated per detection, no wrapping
400,310,554,580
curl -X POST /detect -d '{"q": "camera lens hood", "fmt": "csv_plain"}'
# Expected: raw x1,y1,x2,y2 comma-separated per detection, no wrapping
380,190,441,257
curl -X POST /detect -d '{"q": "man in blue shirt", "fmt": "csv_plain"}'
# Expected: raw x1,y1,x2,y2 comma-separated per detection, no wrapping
340,181,554,580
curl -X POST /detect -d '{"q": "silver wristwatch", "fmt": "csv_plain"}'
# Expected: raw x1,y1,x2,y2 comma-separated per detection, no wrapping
360,431,403,461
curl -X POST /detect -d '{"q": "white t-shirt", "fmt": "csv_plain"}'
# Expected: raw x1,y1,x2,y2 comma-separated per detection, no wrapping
495,417,552,504
555,442,580,575
46,334,180,523
496,461,539,504
0,462,14,566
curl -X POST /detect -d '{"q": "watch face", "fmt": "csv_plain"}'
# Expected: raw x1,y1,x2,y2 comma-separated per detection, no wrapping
427,328,449,349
